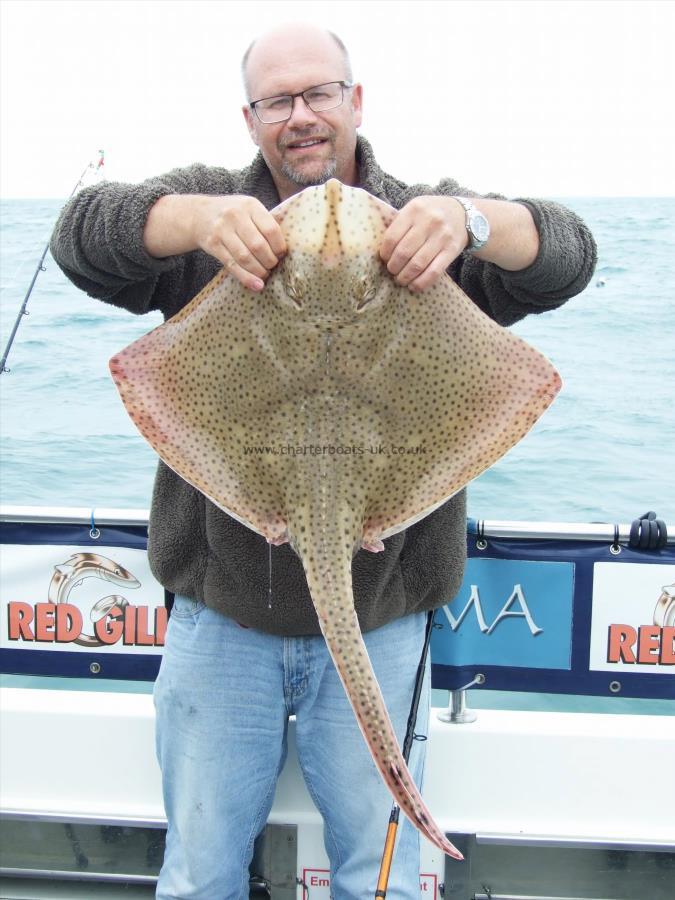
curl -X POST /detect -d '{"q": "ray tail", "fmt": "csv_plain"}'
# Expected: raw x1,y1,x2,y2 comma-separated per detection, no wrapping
290,510,462,860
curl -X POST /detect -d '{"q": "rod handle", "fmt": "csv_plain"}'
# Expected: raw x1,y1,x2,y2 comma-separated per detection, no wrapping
375,817,399,898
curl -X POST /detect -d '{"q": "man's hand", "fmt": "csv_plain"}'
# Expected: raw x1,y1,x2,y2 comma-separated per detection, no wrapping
144,194,287,292
379,196,469,292
379,195,540,291
193,195,287,291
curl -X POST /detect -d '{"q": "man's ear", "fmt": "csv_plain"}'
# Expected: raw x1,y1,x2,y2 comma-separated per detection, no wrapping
351,83,363,129
243,106,259,146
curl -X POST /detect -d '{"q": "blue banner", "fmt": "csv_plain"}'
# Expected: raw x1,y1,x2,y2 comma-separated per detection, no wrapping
431,558,575,670
1,518,674,699
431,533,674,700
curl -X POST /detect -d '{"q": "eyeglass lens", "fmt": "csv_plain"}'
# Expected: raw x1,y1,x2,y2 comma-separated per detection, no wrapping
254,83,345,123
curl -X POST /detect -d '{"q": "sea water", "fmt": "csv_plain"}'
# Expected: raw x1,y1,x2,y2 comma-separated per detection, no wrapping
1,196,673,713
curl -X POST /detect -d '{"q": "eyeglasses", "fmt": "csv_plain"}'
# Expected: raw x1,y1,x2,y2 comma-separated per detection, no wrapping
249,81,354,124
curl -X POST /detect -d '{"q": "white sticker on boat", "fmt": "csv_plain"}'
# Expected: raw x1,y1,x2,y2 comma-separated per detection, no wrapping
299,869,439,897
589,562,675,673
301,869,331,896
0,544,165,653
420,873,439,895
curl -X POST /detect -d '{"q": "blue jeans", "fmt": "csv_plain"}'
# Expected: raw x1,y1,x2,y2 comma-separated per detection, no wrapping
154,595,429,900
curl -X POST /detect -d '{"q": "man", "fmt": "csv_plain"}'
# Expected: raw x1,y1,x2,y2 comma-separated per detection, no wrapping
50,23,596,900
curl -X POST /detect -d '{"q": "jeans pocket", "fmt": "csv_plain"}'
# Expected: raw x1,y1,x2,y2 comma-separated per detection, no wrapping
169,594,207,619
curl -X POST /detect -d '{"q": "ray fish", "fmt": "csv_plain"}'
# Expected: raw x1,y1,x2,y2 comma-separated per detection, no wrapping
109,180,562,858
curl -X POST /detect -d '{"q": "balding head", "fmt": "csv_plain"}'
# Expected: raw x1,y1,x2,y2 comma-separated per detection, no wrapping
242,24,353,100
240,24,363,200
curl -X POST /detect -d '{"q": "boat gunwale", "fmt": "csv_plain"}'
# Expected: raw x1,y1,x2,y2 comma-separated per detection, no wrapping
1,505,673,544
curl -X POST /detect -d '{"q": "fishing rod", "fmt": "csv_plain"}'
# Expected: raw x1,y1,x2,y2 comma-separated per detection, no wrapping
374,608,435,899
0,151,105,374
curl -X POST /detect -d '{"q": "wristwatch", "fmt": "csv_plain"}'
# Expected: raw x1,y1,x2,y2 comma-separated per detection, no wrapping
452,196,490,252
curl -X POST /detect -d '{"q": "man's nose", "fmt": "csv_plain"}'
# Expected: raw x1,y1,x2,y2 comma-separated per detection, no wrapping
286,94,320,127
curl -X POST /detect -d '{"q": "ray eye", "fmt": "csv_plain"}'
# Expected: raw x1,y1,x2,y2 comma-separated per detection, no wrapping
284,269,305,308
356,277,377,310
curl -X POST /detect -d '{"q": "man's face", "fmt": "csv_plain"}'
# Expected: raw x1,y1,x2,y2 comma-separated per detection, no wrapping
242,35,363,198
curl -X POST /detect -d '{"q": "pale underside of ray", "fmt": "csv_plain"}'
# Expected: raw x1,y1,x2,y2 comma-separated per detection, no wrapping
110,180,561,858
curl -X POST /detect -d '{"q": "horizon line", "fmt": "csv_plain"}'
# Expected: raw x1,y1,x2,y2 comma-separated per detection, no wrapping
2,194,675,202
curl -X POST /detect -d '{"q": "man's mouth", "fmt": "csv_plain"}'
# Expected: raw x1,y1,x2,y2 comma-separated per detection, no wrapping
284,137,330,152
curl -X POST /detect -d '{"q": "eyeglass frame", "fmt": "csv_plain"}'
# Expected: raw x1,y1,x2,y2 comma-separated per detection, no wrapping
248,81,355,124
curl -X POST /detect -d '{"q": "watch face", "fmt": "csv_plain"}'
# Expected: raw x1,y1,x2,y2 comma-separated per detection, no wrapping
472,212,490,243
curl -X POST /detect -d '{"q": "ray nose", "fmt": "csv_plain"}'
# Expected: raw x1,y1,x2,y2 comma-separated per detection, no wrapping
321,181,344,268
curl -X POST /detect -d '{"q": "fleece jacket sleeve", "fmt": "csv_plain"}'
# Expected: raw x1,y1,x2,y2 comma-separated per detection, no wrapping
49,164,236,318
454,196,598,326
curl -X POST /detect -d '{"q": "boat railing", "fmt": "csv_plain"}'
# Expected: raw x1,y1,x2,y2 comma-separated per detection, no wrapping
2,504,673,542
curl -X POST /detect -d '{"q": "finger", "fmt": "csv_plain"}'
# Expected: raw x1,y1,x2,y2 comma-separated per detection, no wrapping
379,211,415,264
393,236,444,286
252,207,287,260
223,232,270,280
223,256,265,292
237,217,284,271
407,248,457,292
384,225,429,278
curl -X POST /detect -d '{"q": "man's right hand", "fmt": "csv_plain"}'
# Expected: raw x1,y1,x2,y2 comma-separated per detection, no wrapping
143,194,287,292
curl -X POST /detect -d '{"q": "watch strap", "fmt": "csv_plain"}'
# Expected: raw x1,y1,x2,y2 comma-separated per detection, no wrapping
452,196,489,252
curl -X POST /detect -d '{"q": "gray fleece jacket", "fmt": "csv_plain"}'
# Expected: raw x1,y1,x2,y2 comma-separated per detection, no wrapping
50,135,597,636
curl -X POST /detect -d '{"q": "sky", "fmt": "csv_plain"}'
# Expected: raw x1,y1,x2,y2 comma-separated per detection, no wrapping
1,0,674,198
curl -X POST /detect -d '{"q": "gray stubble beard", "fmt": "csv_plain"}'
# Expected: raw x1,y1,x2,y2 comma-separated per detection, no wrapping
280,149,338,187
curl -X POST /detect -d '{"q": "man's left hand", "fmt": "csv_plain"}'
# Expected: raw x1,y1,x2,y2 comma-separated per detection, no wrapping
379,195,540,288
379,196,469,292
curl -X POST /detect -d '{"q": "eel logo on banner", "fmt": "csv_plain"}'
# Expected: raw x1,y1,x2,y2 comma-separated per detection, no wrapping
1,545,166,652
590,563,675,671
432,558,575,670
